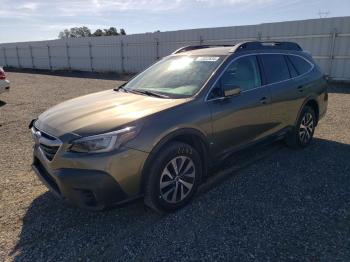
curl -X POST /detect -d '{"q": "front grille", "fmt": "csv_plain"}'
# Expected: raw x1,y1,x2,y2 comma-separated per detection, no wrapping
32,125,62,161
39,143,60,161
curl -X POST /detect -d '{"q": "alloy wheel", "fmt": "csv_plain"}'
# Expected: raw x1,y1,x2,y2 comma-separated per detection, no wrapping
159,156,196,204
299,112,314,144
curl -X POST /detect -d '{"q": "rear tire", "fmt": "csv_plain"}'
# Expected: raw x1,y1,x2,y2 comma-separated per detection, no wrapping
286,105,316,148
144,142,202,213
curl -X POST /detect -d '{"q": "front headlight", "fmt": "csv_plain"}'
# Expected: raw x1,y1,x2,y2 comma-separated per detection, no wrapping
69,126,140,153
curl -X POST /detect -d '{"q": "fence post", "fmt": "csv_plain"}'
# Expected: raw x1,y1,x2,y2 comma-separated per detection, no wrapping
88,41,93,72
120,40,125,73
257,32,262,40
2,47,7,67
65,42,71,70
328,28,337,77
199,35,204,45
16,46,21,68
29,45,35,69
47,44,52,70
155,38,160,61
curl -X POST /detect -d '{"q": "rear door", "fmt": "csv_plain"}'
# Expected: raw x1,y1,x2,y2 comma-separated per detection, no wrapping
259,54,302,132
207,55,272,157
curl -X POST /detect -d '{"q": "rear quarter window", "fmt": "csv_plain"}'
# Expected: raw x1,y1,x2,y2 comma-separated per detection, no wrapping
260,54,290,84
289,55,312,75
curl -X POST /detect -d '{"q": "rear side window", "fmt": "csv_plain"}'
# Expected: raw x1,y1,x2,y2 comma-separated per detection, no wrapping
289,55,312,75
260,54,290,84
285,56,299,78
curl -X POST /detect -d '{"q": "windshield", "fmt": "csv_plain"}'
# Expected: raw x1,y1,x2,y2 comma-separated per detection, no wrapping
124,55,224,98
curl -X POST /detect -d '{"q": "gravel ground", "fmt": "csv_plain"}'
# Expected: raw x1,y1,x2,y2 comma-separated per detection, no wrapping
0,71,349,261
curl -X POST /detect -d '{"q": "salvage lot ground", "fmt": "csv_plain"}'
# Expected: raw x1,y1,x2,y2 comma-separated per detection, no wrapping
0,71,350,261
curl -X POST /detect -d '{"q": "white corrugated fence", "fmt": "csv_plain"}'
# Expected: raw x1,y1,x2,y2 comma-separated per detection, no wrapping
0,16,350,80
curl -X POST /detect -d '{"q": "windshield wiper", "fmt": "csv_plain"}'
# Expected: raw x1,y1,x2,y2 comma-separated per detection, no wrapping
113,83,128,92
129,89,169,98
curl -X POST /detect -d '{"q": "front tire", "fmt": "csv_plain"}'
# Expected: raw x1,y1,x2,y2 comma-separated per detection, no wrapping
144,142,202,213
286,105,316,148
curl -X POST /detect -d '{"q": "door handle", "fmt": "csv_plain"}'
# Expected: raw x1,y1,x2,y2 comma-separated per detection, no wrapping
260,96,268,104
297,86,304,92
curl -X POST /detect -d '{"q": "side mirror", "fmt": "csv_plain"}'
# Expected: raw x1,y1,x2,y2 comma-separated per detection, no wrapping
224,86,241,97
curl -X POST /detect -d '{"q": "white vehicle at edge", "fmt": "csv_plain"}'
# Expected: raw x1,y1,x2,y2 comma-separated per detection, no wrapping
0,67,10,94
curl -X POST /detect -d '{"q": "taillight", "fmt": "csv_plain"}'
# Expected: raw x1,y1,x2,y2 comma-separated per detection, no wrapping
0,68,6,80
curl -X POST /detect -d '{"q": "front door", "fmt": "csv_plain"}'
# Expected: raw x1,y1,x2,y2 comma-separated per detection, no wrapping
207,55,272,157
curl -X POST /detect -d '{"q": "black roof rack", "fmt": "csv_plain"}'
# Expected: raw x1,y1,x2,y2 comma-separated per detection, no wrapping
172,45,234,54
233,41,302,52
171,41,302,55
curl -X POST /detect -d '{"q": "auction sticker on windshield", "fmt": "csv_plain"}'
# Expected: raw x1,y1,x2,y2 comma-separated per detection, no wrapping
195,57,220,62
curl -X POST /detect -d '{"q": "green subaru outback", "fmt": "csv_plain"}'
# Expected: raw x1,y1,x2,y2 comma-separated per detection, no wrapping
30,41,328,212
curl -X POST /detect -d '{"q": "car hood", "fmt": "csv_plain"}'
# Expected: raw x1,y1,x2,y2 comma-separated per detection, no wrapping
35,89,188,137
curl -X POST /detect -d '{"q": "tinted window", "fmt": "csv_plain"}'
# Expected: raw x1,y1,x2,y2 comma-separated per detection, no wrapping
221,56,261,92
289,55,312,75
261,54,290,84
285,56,298,78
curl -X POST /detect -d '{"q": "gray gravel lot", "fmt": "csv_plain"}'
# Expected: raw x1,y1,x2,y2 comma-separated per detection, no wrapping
0,71,350,261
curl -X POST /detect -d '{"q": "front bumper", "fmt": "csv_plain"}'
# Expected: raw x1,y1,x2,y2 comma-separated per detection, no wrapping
32,143,148,210
0,80,10,94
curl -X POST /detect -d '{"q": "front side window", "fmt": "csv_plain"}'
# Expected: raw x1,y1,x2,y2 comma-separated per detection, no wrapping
260,54,290,84
221,55,261,92
124,55,224,98
207,55,261,99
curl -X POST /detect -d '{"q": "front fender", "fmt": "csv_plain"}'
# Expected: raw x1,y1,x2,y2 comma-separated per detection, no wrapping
138,127,210,194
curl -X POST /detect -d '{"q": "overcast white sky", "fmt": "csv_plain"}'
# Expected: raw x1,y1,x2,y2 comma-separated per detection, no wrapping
0,0,349,43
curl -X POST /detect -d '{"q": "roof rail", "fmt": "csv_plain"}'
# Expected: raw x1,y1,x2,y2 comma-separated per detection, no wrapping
232,41,302,52
172,44,235,54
